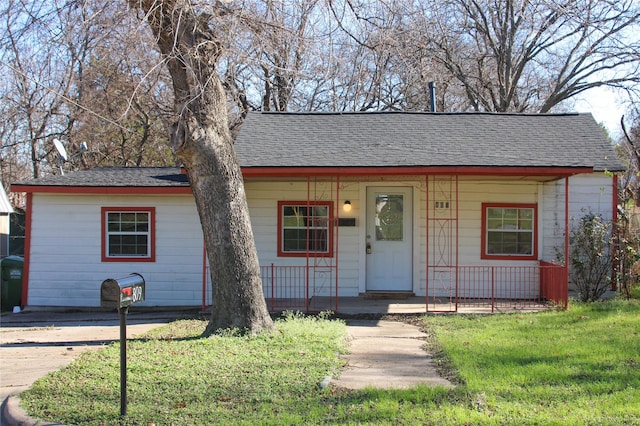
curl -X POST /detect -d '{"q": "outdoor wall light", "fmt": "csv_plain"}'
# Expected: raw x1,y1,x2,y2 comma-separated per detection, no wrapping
343,200,352,213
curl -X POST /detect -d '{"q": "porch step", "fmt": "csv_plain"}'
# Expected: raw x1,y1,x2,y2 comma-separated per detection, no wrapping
361,292,415,300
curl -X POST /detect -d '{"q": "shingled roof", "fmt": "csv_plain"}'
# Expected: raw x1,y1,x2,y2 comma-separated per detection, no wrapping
13,167,189,188
13,112,623,189
234,111,623,171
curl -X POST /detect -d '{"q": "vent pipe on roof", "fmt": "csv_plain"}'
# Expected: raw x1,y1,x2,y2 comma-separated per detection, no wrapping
428,82,436,112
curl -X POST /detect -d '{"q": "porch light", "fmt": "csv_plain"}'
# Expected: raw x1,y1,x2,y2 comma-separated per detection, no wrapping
343,200,352,213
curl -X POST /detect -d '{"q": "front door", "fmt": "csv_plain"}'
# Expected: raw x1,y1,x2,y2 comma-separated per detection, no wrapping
366,187,413,291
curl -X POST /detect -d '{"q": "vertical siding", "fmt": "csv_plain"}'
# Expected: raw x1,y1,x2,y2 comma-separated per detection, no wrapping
540,173,615,261
27,194,203,307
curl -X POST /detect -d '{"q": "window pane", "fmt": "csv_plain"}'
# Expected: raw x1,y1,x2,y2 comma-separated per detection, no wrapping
312,206,328,217
375,194,403,241
487,232,504,254
283,216,302,227
487,208,502,219
501,232,518,253
107,213,121,232
118,213,136,230
135,213,149,232
487,218,503,230
283,229,306,251
309,228,328,252
135,235,148,255
517,233,533,254
518,209,533,230
310,217,328,228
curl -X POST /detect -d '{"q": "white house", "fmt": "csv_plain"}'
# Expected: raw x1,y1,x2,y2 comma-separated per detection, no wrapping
0,185,13,258
12,112,623,312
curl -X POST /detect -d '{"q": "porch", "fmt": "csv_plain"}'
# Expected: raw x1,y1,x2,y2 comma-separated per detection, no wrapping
307,296,555,315
250,174,570,314
202,174,572,314
259,262,567,314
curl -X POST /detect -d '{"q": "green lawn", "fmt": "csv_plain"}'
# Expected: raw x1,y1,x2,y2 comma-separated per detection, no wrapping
20,301,640,425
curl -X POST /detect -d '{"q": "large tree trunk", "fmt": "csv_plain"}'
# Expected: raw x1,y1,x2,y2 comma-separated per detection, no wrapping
131,0,274,334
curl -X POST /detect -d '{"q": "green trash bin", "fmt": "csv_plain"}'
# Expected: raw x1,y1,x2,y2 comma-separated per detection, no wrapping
1,255,24,311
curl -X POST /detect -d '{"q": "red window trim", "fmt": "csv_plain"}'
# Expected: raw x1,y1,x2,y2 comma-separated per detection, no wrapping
277,201,334,258
101,207,156,263
481,203,538,261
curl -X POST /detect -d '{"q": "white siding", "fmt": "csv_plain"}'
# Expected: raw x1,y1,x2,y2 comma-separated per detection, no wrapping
27,194,203,307
540,173,615,261
247,175,615,298
421,179,541,298
245,180,362,297
26,172,616,305
1,214,9,257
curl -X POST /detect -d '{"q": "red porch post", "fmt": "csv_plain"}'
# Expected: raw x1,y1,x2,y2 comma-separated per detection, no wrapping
611,174,619,291
20,193,33,307
563,177,570,308
201,244,207,311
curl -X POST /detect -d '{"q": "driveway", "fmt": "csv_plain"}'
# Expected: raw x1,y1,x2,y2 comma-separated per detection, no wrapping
0,309,197,401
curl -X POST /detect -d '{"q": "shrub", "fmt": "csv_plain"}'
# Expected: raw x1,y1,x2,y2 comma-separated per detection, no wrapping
568,212,613,301
613,205,640,299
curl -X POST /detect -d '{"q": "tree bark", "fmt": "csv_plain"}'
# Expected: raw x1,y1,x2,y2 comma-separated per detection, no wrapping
130,0,273,334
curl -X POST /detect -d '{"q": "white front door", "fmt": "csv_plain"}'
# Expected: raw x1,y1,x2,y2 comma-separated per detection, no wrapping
366,187,413,292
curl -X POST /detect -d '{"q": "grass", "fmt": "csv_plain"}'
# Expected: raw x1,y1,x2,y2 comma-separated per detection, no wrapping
422,300,640,424
20,301,640,425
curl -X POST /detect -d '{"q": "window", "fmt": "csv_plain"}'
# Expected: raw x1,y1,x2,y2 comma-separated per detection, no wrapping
481,203,537,260
278,201,333,257
102,207,155,262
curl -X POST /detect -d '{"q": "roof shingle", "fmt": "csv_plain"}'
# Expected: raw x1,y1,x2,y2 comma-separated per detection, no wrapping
235,111,622,171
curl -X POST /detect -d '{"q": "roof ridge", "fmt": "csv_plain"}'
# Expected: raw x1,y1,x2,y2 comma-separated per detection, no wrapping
250,111,585,117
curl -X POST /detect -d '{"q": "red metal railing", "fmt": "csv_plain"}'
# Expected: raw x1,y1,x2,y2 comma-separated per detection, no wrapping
539,261,568,308
427,263,568,312
259,264,338,313
459,265,541,310
205,263,567,313
202,263,337,312
260,264,307,312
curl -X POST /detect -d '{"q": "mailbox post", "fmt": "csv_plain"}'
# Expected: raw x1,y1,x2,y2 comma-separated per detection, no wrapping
100,273,145,417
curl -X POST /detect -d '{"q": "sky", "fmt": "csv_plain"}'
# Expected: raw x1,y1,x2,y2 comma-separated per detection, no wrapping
573,86,627,141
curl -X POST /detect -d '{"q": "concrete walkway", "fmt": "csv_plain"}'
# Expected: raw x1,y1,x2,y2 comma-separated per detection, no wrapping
2,311,451,425
331,319,452,389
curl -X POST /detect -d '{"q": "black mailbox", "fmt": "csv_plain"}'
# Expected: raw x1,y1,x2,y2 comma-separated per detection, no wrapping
101,273,145,309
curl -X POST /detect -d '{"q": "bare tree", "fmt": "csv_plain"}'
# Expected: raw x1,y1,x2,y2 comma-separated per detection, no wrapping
127,0,274,334
330,0,640,113
616,113,640,298
0,1,177,183
425,0,640,112
220,0,335,123
0,0,91,178
72,18,176,169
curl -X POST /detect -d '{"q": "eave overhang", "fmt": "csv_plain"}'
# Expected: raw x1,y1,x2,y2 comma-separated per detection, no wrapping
240,165,596,178
10,185,194,195
11,165,600,194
